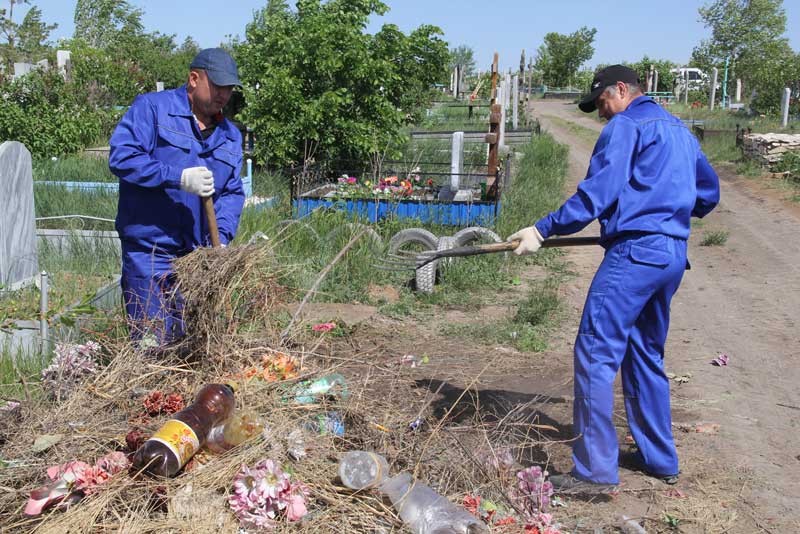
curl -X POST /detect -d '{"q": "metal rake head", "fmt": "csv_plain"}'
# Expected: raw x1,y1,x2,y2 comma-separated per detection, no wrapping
372,249,438,272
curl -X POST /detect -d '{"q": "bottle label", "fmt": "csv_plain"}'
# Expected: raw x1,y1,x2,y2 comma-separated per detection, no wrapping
148,419,200,467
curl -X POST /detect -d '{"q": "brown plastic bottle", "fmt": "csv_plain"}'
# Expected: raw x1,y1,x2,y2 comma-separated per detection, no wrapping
132,383,235,477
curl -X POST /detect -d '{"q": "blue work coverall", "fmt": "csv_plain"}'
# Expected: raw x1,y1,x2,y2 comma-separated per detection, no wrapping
109,85,244,343
535,96,720,484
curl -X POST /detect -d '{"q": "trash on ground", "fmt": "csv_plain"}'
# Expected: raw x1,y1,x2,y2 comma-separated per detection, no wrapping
666,372,692,383
619,514,647,534
31,434,63,453
141,390,185,416
711,353,729,366
132,383,235,477
303,411,344,436
694,422,721,434
25,451,129,515
311,321,337,333
41,341,101,400
228,459,309,529
293,373,348,404
241,351,299,382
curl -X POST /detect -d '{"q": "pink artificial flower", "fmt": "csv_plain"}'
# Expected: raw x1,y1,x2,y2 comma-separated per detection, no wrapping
311,322,336,333
229,459,309,529
347,177,357,184
286,492,308,522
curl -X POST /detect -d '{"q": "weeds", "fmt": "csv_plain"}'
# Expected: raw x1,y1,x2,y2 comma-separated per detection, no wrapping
700,230,729,246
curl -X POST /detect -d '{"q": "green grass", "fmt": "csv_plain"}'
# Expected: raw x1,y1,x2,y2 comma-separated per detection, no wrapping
441,279,564,352
34,185,117,230
33,154,117,183
700,230,729,246
542,115,600,146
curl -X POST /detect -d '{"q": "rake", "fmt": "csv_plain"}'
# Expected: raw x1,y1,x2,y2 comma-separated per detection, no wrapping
374,236,602,271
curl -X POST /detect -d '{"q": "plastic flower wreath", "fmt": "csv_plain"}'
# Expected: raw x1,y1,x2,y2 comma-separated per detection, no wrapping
229,459,310,530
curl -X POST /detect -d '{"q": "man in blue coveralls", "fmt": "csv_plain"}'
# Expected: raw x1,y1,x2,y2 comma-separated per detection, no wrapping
109,48,245,344
509,65,720,492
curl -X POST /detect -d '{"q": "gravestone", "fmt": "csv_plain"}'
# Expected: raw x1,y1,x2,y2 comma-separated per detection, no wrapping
683,70,689,105
781,88,791,128
497,86,506,148
36,59,49,70
156,81,165,92
512,74,519,129
57,50,71,79
709,68,718,110
450,132,464,191
0,142,39,289
653,71,659,92
13,62,33,79
735,79,742,102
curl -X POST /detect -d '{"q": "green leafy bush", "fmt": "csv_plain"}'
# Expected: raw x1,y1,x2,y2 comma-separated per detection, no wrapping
0,69,118,157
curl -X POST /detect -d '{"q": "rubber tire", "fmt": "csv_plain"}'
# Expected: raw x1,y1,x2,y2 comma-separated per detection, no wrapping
387,228,439,255
452,226,503,247
325,223,384,253
276,219,321,243
416,236,454,294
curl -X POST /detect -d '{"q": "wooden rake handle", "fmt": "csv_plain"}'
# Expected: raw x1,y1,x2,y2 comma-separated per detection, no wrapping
202,196,222,248
418,235,601,267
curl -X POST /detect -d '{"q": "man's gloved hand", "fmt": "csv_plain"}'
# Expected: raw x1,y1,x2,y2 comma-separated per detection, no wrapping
508,226,545,256
180,166,215,197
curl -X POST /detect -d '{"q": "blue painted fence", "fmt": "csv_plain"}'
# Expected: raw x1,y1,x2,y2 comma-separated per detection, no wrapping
293,197,500,226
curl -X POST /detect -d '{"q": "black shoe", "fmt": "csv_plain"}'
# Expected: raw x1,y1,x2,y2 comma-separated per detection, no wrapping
549,473,618,495
619,451,679,484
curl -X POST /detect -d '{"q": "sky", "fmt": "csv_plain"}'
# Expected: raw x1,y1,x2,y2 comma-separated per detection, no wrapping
17,0,800,72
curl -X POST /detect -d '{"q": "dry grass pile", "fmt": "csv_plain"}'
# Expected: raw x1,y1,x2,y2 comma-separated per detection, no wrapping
0,243,558,533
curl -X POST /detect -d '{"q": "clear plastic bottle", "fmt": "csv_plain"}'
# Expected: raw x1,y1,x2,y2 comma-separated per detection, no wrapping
293,373,348,404
206,409,265,453
132,383,235,477
339,451,390,490
379,473,489,534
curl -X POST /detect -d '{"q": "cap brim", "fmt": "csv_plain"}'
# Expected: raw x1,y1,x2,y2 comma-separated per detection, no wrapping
578,87,604,113
206,69,241,88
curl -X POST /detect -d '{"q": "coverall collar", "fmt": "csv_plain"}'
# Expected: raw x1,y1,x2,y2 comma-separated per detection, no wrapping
625,95,655,112
167,85,194,118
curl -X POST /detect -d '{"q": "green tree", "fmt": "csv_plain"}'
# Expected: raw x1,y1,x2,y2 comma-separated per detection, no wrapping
449,44,475,77
693,0,799,113
534,26,596,87
236,0,448,167
16,6,56,62
73,0,144,49
625,56,679,92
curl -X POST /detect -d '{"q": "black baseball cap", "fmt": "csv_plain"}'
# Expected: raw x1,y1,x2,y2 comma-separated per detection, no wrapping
578,65,640,113
190,48,241,87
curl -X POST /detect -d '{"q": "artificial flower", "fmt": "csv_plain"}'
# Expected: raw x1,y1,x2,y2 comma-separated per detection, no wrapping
229,459,309,529
311,322,337,333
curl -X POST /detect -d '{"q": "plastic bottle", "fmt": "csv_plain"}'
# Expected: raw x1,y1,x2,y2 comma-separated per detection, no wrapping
132,383,235,477
379,473,489,534
206,409,265,453
293,373,348,404
339,451,390,490
303,411,345,436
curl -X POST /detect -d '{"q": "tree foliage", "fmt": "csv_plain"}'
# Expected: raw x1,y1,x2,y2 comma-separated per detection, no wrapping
693,0,800,113
624,56,679,92
236,0,449,167
0,0,57,69
534,26,597,87
449,45,475,77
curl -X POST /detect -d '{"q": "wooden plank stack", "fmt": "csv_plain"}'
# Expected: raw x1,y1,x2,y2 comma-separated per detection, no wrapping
742,133,800,167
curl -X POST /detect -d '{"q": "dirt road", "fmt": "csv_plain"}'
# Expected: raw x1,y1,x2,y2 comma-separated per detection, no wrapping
532,99,800,531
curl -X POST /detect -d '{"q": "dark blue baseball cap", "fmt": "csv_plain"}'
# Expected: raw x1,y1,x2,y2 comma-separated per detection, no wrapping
190,48,241,87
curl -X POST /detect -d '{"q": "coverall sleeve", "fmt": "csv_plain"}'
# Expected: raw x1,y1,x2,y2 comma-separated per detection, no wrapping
535,116,639,238
108,95,183,189
214,152,245,245
691,151,720,218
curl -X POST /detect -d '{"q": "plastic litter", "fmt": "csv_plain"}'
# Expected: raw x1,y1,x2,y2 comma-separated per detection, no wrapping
339,451,390,490
293,373,348,404
303,411,344,436
380,472,489,534
620,515,647,534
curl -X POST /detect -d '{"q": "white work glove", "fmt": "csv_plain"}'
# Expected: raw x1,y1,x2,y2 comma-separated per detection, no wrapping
508,226,544,256
180,166,215,197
